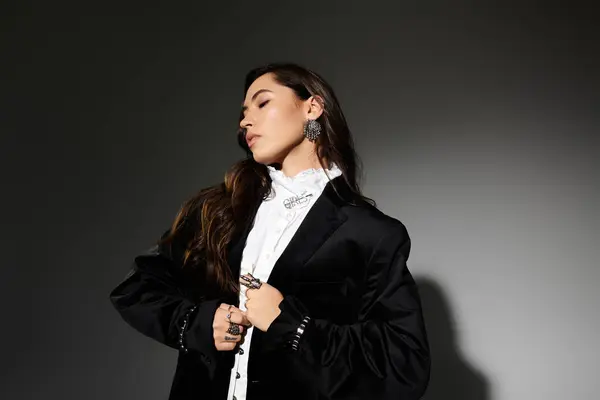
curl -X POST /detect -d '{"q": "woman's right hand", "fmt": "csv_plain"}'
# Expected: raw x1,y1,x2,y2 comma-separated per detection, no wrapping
213,303,252,351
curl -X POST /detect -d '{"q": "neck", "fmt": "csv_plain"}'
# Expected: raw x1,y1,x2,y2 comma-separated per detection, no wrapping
278,141,329,177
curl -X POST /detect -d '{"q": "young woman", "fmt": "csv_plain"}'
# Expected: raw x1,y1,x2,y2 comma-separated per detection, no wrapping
110,63,430,400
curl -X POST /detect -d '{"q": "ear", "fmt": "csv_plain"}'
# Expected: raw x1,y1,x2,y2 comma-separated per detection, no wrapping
303,95,325,120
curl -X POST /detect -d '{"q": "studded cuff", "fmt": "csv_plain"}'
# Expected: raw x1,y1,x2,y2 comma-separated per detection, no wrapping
176,299,225,380
178,304,198,353
291,315,311,351
265,296,313,352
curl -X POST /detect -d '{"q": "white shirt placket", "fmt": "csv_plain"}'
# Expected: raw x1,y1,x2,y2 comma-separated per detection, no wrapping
227,204,293,400
226,163,342,400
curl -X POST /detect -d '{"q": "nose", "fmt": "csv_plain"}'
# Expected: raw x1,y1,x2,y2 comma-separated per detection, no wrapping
240,114,253,130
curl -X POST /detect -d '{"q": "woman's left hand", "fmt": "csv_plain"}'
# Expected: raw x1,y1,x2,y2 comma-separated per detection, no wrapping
241,275,284,332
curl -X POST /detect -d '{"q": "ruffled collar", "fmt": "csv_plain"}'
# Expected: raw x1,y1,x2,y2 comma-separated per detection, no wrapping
266,162,343,196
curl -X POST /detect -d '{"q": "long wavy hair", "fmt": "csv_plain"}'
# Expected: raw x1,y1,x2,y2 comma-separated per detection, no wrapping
159,62,374,296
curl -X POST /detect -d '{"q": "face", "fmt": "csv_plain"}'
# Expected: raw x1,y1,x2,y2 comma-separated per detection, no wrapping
240,73,320,165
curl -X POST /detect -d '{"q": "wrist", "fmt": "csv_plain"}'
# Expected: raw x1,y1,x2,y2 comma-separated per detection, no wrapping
264,307,282,331
265,295,312,351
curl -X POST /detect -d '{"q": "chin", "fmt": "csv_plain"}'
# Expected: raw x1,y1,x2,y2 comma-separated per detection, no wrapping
252,154,278,165
251,149,284,166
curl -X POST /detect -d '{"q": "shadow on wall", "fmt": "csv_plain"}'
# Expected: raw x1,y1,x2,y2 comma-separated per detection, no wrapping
415,276,490,400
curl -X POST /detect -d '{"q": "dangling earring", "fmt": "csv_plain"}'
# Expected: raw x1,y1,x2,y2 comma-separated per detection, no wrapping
303,119,322,142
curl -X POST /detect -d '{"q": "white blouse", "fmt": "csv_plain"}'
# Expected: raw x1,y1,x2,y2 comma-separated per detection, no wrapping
226,162,343,400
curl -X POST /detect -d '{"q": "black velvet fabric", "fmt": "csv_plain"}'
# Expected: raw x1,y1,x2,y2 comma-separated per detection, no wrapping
109,177,430,399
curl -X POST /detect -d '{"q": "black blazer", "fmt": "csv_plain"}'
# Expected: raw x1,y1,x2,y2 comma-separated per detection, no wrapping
109,176,431,400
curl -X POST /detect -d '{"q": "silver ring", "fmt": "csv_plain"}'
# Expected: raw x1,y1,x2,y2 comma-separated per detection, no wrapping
240,274,262,289
227,323,241,336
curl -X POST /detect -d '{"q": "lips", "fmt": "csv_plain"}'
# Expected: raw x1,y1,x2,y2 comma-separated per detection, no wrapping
246,132,260,147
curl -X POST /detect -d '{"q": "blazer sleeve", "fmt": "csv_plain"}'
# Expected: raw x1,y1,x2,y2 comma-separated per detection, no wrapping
109,229,223,377
264,224,431,399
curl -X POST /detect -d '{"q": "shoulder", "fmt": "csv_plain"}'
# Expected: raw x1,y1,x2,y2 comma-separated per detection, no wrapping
340,201,411,255
342,201,409,237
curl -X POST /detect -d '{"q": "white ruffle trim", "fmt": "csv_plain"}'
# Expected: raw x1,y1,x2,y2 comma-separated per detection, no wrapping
267,163,342,183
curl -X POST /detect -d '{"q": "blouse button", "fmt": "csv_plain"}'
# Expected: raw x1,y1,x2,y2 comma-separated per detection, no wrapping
236,372,241,379
239,348,244,355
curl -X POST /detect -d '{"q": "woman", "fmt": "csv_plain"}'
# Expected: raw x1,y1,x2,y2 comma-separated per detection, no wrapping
109,62,430,400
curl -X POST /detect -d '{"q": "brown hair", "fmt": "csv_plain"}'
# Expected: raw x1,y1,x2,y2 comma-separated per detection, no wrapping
159,62,374,295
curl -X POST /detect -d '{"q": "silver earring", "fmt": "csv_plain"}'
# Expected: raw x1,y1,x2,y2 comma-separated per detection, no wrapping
303,119,322,142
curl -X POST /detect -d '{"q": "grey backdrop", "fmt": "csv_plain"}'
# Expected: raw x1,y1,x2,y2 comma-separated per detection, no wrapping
2,2,598,399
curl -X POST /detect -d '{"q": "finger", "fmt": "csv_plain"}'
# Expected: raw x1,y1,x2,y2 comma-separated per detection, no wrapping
216,342,237,351
221,334,241,343
241,281,262,292
241,272,259,281
232,313,252,327
224,321,243,336
214,322,234,340
214,309,229,326
219,304,243,316
228,305,244,313
239,314,252,327
219,303,231,311
222,311,248,330
240,274,262,291
213,313,235,332
215,309,245,329
223,307,237,321
240,281,253,293
228,312,245,325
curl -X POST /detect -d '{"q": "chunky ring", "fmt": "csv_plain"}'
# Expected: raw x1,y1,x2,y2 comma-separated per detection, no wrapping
240,273,262,289
227,323,241,336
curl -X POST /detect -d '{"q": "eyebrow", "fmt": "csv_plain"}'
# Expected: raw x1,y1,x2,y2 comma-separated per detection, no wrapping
241,89,273,114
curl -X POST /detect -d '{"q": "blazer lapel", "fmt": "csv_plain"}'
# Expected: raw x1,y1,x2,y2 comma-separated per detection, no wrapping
266,175,350,289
